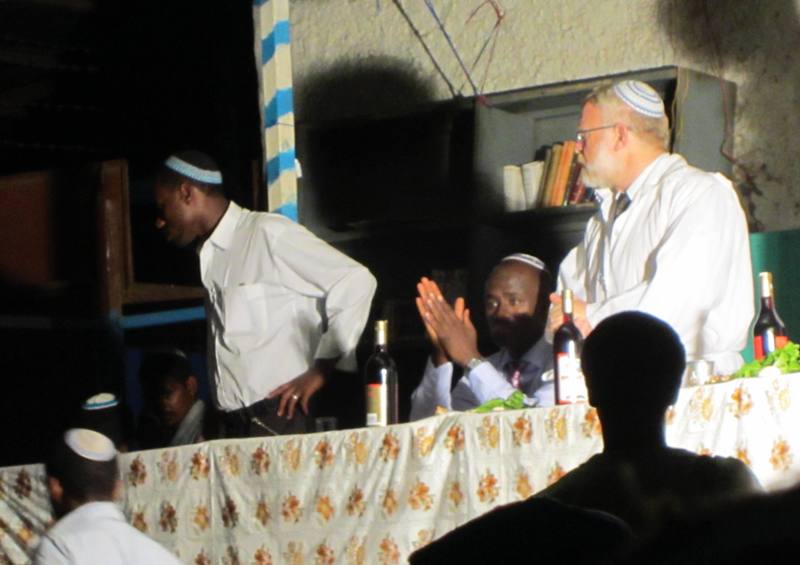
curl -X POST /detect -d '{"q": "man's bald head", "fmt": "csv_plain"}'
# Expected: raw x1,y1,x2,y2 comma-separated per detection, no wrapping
484,257,552,358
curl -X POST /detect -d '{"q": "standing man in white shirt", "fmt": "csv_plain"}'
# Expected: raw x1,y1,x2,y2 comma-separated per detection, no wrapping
548,80,754,375
34,428,182,565
154,150,377,437
410,254,553,419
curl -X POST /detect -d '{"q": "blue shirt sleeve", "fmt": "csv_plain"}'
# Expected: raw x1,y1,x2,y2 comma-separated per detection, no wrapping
409,358,454,420
462,360,518,405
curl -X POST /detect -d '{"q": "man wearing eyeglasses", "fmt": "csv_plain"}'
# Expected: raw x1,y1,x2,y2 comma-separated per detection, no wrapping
548,80,753,376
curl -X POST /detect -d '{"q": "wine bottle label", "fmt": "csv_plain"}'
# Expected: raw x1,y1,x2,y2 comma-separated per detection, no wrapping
366,383,388,427
556,352,588,404
754,333,788,360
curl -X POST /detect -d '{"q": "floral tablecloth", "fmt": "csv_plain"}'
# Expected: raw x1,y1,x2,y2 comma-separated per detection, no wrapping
2,373,800,564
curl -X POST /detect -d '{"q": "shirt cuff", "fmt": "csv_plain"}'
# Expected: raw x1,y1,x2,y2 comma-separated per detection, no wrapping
409,359,454,420
465,361,517,405
423,358,454,407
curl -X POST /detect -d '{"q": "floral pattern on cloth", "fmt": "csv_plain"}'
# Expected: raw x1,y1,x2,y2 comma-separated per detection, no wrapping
3,374,800,564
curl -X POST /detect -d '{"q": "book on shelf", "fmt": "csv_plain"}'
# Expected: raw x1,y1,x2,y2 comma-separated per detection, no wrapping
547,140,576,207
568,178,587,204
499,140,592,213
540,143,563,208
565,160,585,204
502,165,526,211
521,160,545,209
533,146,553,209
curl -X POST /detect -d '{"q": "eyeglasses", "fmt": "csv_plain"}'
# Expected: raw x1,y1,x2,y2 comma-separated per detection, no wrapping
575,124,618,145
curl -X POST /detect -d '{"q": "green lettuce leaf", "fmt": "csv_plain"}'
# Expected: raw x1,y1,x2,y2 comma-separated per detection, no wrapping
733,342,800,379
472,390,527,413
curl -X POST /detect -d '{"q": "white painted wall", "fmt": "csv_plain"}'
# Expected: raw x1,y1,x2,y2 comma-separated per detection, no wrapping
291,0,800,230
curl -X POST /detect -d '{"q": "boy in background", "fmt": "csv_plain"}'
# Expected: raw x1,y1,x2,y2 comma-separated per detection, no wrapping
137,349,216,448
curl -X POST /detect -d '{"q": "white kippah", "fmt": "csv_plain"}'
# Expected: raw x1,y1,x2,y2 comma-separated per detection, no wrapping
612,80,665,118
165,155,223,184
82,392,118,411
64,428,117,462
501,253,548,273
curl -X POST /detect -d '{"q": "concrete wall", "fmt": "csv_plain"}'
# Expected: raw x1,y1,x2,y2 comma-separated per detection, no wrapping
290,0,800,231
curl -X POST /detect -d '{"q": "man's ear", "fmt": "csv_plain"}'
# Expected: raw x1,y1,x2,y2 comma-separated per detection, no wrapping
614,122,629,150
178,181,194,203
111,478,124,502
47,476,64,505
186,375,198,398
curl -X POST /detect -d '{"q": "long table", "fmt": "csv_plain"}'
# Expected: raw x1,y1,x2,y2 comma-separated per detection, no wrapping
2,373,800,564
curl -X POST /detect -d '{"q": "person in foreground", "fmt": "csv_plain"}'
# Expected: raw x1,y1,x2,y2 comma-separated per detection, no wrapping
617,478,800,564
549,80,753,375
535,311,762,535
408,487,634,564
410,253,553,419
34,428,182,565
153,150,376,437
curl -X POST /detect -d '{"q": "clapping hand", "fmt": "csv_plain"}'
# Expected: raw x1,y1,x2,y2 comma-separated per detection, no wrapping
415,277,480,367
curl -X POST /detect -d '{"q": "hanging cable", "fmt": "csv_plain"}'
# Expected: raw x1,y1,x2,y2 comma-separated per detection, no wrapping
466,1,504,96
391,0,458,98
423,0,480,97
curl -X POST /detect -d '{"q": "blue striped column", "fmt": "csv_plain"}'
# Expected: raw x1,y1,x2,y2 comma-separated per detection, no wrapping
253,0,297,220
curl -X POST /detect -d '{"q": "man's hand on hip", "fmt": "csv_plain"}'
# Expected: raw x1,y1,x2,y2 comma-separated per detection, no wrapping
268,359,336,419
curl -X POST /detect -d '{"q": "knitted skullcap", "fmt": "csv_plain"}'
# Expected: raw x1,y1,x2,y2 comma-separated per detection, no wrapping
82,392,118,411
64,428,117,462
164,151,223,184
501,253,548,273
612,80,666,118
79,392,124,447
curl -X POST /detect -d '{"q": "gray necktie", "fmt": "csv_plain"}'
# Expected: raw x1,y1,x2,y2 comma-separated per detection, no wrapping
593,191,631,301
506,360,527,390
610,192,631,227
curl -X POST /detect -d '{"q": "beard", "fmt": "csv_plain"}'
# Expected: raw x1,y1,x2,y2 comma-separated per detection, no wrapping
579,143,618,189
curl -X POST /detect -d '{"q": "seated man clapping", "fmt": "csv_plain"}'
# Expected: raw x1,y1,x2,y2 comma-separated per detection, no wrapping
410,254,554,419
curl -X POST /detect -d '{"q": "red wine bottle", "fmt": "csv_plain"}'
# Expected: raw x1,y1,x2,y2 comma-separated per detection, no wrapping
554,289,587,404
753,272,788,360
365,320,399,426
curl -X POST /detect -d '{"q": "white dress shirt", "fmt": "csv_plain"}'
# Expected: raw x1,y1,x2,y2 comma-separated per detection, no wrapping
409,337,553,420
558,153,754,375
199,202,377,411
34,501,182,565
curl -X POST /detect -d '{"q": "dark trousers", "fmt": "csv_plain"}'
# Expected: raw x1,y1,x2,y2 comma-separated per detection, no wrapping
218,397,312,439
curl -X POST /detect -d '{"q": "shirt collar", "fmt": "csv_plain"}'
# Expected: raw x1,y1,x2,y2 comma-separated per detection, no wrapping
69,501,125,522
595,152,670,214
620,152,670,203
205,200,242,251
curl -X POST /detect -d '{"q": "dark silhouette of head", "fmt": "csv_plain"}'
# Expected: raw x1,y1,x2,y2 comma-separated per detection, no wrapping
582,311,685,448
484,254,552,359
